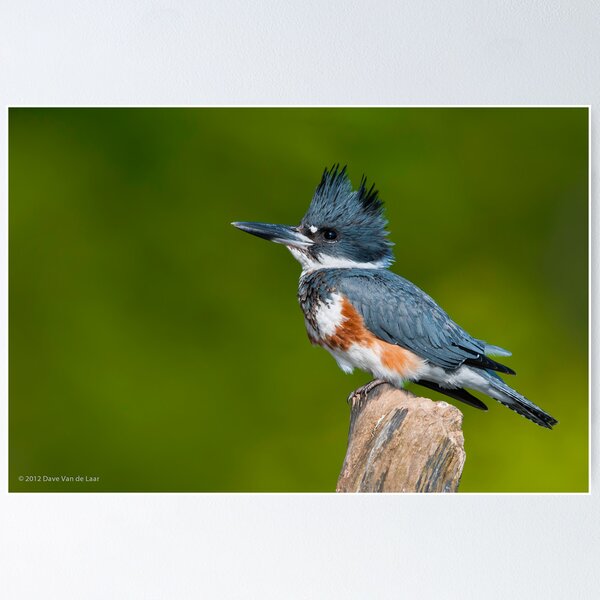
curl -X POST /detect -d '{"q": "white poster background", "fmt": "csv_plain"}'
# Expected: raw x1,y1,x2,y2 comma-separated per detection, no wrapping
0,2,597,598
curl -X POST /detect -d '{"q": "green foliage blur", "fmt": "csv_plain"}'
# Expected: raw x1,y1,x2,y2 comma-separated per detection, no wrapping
9,108,588,492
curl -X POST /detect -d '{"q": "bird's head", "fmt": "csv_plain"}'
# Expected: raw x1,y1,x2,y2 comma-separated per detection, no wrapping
232,165,394,273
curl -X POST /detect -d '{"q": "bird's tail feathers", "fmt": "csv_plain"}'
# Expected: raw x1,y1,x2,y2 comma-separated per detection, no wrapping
414,379,488,411
484,343,512,357
480,370,558,429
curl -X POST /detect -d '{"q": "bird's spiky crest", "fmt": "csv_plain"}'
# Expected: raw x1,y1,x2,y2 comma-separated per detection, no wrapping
305,165,386,226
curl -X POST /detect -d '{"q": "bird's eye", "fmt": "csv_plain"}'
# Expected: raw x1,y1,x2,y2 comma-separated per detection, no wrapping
322,229,338,241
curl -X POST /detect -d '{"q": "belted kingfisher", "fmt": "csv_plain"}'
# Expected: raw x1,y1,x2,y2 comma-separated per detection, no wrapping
232,165,557,429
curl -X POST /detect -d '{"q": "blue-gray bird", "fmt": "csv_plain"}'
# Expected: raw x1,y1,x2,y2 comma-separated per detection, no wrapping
232,165,557,429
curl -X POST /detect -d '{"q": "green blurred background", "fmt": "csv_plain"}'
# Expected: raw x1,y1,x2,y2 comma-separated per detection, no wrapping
9,108,588,492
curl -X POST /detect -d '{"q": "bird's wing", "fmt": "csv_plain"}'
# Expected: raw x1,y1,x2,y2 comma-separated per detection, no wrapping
335,269,512,373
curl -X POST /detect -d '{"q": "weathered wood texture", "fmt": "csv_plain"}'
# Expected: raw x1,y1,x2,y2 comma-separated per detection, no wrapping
337,383,466,493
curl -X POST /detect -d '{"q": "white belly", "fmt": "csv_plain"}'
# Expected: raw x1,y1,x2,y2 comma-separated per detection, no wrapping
325,343,425,387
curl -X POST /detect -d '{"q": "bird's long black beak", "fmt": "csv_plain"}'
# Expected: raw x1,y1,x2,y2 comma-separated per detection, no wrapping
231,221,313,248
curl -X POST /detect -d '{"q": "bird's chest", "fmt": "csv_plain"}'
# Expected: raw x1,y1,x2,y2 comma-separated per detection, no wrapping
297,273,345,345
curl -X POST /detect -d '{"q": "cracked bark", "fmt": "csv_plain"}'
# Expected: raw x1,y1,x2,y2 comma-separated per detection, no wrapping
337,383,466,493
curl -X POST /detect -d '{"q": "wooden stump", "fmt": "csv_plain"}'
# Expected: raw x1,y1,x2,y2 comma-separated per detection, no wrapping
337,383,466,493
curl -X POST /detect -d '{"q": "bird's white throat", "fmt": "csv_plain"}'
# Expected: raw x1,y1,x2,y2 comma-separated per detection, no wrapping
287,246,390,275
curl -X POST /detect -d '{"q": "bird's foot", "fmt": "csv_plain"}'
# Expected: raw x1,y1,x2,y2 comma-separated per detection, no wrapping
347,379,387,406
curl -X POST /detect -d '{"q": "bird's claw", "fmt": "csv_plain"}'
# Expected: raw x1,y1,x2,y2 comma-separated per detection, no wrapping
347,379,387,406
